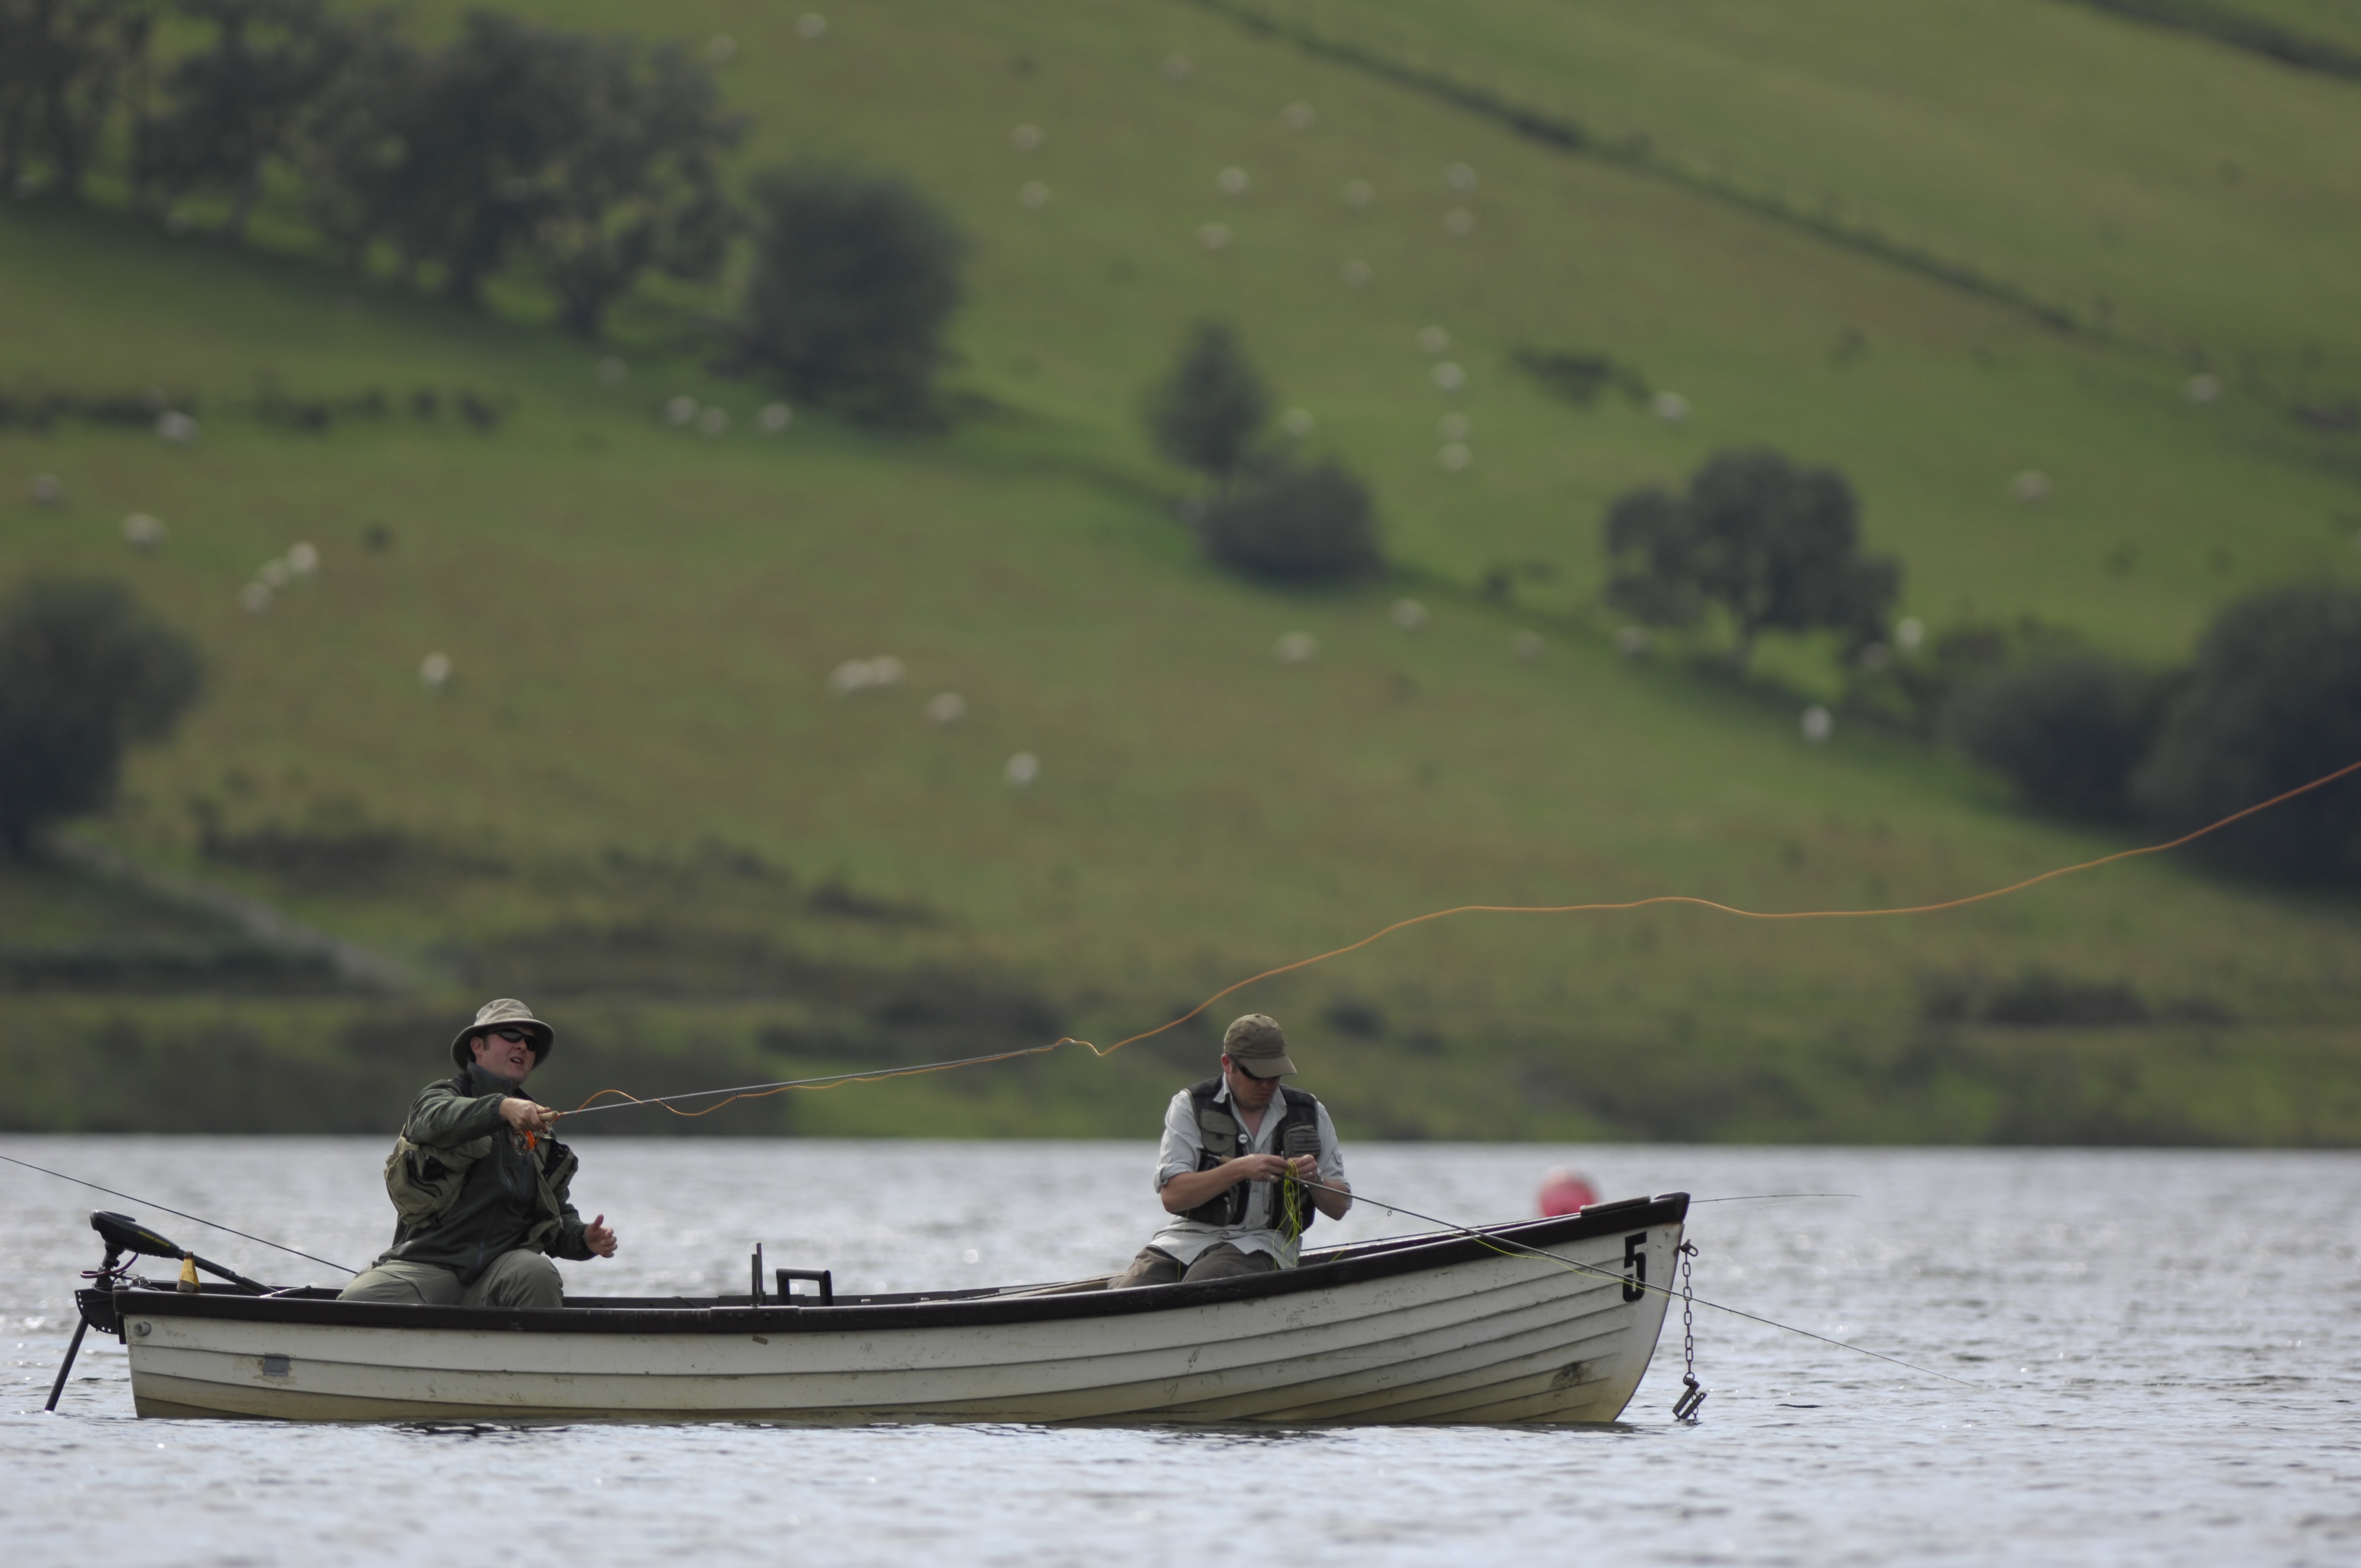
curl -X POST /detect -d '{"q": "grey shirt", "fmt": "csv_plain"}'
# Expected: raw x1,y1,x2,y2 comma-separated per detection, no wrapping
1145,1080,1348,1268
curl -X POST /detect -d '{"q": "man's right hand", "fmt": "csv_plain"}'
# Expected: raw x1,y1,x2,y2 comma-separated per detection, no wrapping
499,1097,554,1135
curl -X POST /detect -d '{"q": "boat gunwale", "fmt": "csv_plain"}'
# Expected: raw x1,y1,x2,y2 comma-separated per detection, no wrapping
110,1194,1689,1337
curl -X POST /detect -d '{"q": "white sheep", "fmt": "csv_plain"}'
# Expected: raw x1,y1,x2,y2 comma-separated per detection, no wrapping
123,514,165,549
1276,631,1317,664
1391,598,1428,630
1004,752,1040,787
420,652,452,690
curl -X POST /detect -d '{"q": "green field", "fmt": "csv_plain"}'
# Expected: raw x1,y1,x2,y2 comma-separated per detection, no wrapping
2,0,2358,1143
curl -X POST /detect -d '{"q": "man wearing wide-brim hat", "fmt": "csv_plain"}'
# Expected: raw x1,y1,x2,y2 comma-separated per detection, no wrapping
338,999,617,1310
1110,1013,1352,1288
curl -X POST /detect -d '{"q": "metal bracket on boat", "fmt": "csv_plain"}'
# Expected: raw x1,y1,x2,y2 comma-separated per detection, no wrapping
1671,1239,1709,1424
775,1268,834,1306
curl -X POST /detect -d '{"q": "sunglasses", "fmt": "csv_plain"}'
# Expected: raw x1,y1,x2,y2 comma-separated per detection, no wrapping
489,1028,534,1044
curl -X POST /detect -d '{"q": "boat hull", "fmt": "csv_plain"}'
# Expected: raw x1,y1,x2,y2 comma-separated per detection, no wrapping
114,1197,1688,1425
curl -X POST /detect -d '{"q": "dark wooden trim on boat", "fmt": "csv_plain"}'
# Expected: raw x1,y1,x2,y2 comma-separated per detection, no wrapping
110,1195,1689,1338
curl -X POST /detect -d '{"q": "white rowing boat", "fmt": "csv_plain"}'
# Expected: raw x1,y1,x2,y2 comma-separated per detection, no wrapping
77,1194,1689,1424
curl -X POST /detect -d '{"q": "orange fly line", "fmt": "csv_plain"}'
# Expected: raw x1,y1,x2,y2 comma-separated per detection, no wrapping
561,755,2361,1123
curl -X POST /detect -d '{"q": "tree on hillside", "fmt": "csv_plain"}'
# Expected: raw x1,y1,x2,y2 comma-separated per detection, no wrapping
734,164,966,423
134,0,362,243
0,0,153,200
0,576,202,857
1200,460,1380,582
1145,321,1270,491
529,39,743,337
2131,585,2361,881
1602,447,1898,671
311,14,586,302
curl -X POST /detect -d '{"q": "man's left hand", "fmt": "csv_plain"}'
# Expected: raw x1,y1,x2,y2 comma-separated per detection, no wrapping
584,1214,618,1257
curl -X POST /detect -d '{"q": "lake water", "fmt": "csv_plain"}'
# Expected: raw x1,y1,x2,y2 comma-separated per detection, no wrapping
4,1137,2357,1565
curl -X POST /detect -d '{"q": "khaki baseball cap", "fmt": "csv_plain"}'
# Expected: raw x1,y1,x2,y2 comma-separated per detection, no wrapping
450,998,555,1070
1222,1013,1297,1077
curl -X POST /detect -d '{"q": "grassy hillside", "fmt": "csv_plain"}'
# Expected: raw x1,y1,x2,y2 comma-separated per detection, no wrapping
2,0,2358,1143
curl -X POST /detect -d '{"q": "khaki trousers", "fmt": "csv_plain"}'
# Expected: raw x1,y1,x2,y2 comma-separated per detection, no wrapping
1110,1242,1279,1289
338,1249,564,1310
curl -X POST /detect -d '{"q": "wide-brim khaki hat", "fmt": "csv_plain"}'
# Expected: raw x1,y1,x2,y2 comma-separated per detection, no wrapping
450,998,554,1070
1222,1013,1297,1077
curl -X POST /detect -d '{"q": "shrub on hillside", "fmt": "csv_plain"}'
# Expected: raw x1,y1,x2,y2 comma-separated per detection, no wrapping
1602,447,1899,672
1199,461,1380,582
1145,322,1271,490
2130,585,2361,881
1944,652,2169,821
733,165,966,424
0,576,202,856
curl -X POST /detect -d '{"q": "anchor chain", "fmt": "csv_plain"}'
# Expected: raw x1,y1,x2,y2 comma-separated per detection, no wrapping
1672,1238,1709,1423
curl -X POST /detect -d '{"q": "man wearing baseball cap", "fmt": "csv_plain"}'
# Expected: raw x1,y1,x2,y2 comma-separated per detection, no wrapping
338,998,617,1309
1109,1012,1352,1288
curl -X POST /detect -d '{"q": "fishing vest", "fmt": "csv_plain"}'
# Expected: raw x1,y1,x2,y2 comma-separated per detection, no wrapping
380,1071,554,1232
1182,1076,1325,1233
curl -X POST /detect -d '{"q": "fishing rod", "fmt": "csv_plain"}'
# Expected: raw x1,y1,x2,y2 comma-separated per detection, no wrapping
553,759,2361,1125
1296,1176,1978,1390
0,1151,360,1275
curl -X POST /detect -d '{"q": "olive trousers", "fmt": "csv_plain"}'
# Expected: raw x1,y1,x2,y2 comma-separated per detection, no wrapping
337,1249,564,1310
1109,1242,1278,1289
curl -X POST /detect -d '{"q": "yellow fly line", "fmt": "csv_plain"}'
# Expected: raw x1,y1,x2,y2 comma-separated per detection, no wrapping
561,755,2361,1123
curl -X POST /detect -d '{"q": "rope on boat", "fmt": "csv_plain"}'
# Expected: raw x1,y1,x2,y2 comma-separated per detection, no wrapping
1301,1177,1981,1390
0,1151,361,1275
554,756,2361,1123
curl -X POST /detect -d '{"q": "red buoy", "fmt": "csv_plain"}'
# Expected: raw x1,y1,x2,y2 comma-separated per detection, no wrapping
1537,1167,1600,1216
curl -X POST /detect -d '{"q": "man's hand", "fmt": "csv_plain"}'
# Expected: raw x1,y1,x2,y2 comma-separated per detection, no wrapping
1228,1152,1297,1184
499,1097,554,1135
584,1214,618,1258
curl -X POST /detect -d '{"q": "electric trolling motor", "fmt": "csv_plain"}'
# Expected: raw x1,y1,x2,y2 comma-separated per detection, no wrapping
44,1211,271,1413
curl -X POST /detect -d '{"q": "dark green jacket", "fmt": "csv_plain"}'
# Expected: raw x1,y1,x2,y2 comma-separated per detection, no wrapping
376,1064,594,1285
